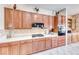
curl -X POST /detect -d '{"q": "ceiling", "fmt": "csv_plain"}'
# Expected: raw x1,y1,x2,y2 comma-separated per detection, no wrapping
25,4,79,15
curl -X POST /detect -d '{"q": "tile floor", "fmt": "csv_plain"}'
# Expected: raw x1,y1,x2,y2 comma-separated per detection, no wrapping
32,42,79,55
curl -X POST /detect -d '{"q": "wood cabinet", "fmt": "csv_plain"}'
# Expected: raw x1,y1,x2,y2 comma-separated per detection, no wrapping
45,37,52,50
0,43,10,55
53,16,58,32
4,8,13,29
38,38,46,51
5,8,22,29
32,39,39,53
12,10,22,29
32,38,46,53
9,41,20,55
20,40,32,55
52,37,58,48
43,15,49,29
71,34,78,43
61,16,65,25
67,34,72,44
77,33,79,41
32,13,43,23
58,36,65,46
22,11,32,29
49,16,54,32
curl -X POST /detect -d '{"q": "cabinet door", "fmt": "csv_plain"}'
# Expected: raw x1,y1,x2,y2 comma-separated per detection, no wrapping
20,40,32,55
58,36,65,46
4,8,13,29
71,34,77,43
49,16,54,31
43,15,49,29
61,16,65,25
0,43,10,55
13,10,22,29
37,14,43,23
22,12,32,29
54,16,58,32
67,34,72,44
0,47,1,55
32,13,43,23
52,37,58,48
32,39,39,53
38,38,46,51
45,37,52,50
10,41,20,55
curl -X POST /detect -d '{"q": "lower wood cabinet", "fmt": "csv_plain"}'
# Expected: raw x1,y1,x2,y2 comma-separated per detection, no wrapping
52,37,58,48
9,41,20,55
38,38,46,51
0,37,59,55
71,34,78,43
45,37,52,50
32,38,46,53
77,33,79,41
0,43,10,55
58,36,65,47
20,40,32,55
67,34,72,44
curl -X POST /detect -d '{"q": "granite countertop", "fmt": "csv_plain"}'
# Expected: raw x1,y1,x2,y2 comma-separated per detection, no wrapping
0,33,58,44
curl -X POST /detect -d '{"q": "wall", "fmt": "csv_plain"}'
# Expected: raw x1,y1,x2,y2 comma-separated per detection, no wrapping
0,4,55,30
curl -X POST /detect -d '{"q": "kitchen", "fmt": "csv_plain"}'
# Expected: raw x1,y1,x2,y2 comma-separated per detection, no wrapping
0,4,79,55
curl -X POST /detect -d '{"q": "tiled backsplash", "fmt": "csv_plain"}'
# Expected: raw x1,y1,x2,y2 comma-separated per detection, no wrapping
0,28,48,38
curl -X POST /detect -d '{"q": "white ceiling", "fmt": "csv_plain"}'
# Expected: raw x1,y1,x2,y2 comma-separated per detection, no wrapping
25,4,79,15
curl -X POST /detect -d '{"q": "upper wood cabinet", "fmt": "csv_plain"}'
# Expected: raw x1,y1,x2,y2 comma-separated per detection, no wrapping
4,8,13,29
5,8,22,29
22,11,32,29
32,13,43,23
12,10,23,29
53,16,58,32
43,15,49,28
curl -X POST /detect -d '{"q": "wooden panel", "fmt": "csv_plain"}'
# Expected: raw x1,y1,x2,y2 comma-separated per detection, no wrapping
32,39,39,53
22,11,32,29
61,16,65,25
38,38,46,51
4,8,23,29
45,37,52,50
71,34,78,43
53,16,58,32
49,16,54,32
52,37,58,48
67,34,72,44
4,8,13,29
13,10,22,29
43,15,49,28
10,41,20,55
20,40,32,55
0,43,10,55
58,36,65,46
